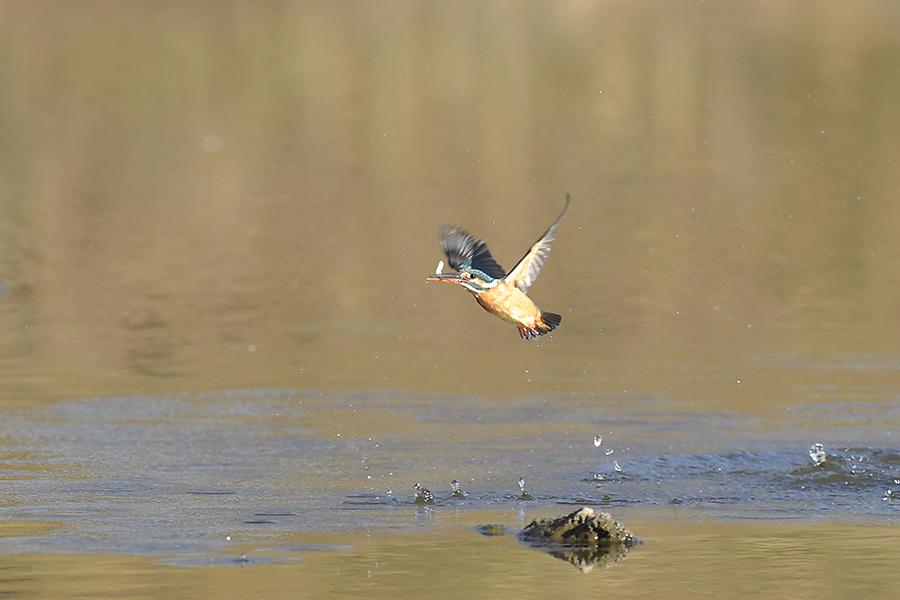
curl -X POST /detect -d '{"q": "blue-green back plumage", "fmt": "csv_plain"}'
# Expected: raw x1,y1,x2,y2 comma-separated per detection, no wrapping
439,225,506,281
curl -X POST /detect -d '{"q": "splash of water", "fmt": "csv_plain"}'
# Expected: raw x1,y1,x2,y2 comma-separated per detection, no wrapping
517,477,534,500
449,479,467,498
413,482,435,504
809,443,826,466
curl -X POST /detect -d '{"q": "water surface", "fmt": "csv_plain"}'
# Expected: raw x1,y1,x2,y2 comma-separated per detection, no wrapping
1,1,899,598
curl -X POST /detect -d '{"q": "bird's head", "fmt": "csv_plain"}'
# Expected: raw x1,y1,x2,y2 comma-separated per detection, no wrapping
426,268,497,293
426,224,506,293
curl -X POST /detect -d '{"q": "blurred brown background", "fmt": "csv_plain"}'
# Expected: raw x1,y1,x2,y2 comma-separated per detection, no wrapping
2,1,899,406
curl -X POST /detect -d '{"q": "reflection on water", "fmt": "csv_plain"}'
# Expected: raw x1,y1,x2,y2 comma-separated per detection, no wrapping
2,1,900,404
0,522,896,599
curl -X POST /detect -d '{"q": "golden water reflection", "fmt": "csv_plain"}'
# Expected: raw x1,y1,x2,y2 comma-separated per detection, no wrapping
1,518,898,599
2,1,899,405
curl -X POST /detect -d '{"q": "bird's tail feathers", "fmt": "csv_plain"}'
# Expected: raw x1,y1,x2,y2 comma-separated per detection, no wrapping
518,311,562,339
540,310,562,332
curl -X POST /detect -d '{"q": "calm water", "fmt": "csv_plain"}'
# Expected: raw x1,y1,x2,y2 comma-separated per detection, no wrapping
2,1,900,598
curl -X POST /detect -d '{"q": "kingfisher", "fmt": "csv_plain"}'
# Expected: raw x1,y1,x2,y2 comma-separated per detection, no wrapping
426,194,570,340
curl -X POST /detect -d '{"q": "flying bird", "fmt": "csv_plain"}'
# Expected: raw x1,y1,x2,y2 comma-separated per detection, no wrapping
426,194,570,340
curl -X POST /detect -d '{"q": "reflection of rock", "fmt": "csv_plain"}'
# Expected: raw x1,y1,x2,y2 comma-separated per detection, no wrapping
544,544,631,573
519,507,635,573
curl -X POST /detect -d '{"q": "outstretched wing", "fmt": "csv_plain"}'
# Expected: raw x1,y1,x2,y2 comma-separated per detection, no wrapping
439,225,507,279
505,195,570,292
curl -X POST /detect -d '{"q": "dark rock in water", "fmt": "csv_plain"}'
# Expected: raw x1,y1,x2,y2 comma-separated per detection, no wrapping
519,507,636,572
520,507,633,545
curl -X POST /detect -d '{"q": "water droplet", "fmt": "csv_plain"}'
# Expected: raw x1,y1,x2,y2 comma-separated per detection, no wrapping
809,443,826,466
605,449,614,456
593,435,603,447
614,461,622,472
202,134,221,153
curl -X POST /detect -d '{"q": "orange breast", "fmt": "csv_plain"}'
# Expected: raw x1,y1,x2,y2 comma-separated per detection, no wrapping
474,283,541,327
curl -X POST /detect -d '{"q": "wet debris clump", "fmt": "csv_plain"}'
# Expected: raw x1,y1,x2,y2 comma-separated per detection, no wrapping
519,507,636,572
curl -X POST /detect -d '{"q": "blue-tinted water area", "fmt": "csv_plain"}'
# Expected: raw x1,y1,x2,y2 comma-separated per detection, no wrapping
1,388,896,561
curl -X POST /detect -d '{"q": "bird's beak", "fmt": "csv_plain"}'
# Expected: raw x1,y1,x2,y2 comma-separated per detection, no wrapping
425,273,465,284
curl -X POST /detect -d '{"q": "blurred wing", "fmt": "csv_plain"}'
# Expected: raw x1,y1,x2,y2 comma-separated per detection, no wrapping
505,195,570,292
439,225,506,279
